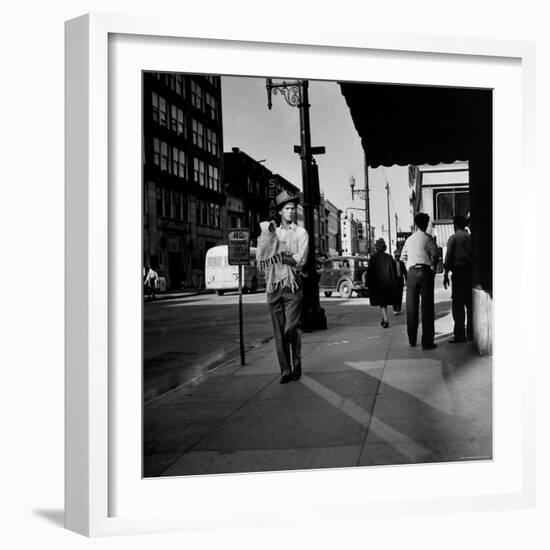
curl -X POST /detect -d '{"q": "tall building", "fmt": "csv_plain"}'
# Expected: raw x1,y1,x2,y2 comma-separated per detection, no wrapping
317,195,341,257
341,214,360,255
223,148,301,244
143,72,224,289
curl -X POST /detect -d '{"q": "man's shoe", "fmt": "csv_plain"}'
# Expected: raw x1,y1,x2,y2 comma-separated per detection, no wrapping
422,343,437,350
279,373,292,384
291,369,302,381
409,341,417,347
449,338,466,344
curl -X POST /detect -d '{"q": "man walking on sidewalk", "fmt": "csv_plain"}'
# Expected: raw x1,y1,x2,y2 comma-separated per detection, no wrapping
443,214,473,343
265,191,309,384
144,265,159,300
400,213,439,350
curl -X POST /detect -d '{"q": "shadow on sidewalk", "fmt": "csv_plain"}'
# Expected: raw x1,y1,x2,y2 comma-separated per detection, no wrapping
143,325,492,477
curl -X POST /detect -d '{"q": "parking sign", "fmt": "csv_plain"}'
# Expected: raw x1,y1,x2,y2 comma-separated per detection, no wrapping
228,228,250,265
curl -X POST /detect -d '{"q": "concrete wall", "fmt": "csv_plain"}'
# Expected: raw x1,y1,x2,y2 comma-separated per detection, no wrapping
473,287,493,356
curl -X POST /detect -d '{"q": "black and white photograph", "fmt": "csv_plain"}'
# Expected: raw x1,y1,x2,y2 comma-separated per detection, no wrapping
142,72,493,478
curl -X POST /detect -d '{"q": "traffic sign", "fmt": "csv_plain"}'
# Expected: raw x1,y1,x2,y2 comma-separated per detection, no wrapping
228,228,250,265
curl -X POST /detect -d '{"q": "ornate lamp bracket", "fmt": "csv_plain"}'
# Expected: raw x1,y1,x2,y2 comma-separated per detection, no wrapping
266,78,303,109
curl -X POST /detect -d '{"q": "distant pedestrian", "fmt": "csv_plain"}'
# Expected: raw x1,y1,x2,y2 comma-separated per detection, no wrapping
443,214,473,343
144,265,159,299
366,239,399,328
400,213,439,349
257,191,308,384
393,249,407,314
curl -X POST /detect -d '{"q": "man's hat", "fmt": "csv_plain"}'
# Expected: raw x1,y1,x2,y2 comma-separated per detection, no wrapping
275,190,300,209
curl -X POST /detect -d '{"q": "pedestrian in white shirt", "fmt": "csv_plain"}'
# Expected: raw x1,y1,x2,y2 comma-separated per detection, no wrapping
400,213,439,350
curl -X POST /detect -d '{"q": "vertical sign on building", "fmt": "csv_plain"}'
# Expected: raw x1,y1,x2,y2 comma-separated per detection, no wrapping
228,228,250,366
267,178,278,221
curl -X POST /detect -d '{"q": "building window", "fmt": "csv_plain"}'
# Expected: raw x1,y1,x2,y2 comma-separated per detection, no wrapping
205,93,217,121
190,80,203,110
193,158,206,186
160,141,169,171
159,96,167,127
153,138,160,166
176,108,184,135
178,150,187,179
170,105,178,133
196,200,208,225
206,128,218,156
151,92,159,123
207,165,219,191
169,106,185,136
171,146,179,176
215,204,221,228
176,74,184,97
192,119,204,148
434,189,470,221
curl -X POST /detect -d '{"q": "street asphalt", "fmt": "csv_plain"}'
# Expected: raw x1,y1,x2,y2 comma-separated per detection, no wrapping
143,275,492,478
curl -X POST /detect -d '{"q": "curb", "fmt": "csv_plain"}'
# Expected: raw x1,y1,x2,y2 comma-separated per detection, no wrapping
144,290,211,302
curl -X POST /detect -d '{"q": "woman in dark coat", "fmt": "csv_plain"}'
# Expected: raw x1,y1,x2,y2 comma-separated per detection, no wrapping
366,239,399,328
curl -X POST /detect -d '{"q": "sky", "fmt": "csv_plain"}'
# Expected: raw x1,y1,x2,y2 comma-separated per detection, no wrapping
221,76,413,248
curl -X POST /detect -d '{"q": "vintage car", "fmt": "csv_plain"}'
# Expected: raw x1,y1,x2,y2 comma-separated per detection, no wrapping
318,255,369,298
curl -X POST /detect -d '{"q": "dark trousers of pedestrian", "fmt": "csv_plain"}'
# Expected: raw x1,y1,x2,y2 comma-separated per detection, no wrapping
406,267,435,347
267,287,303,376
393,283,404,312
451,266,473,341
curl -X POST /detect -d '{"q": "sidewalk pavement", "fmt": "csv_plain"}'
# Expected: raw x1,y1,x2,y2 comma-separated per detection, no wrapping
144,304,492,477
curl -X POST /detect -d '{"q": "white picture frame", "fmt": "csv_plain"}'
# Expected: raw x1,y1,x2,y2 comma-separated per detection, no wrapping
65,13,536,537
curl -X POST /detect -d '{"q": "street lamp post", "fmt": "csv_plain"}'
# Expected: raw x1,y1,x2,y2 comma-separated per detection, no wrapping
266,78,327,331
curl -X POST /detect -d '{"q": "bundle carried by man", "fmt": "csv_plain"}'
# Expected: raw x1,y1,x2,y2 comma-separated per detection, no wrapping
256,220,299,293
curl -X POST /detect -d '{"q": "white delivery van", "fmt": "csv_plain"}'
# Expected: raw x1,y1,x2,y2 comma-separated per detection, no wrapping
205,245,265,295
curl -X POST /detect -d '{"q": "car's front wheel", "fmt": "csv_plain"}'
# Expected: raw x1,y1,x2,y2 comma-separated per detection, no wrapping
338,280,353,299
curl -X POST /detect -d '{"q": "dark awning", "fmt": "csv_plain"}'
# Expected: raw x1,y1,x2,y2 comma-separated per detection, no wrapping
339,82,493,294
339,82,492,168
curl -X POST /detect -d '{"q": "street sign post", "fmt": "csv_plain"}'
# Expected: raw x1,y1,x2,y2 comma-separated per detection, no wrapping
228,228,250,365
228,228,250,266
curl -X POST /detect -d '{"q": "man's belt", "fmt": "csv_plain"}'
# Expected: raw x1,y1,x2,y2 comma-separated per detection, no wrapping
411,264,431,269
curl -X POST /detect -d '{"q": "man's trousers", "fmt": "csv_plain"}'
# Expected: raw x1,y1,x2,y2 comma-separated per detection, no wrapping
406,266,435,347
267,287,303,375
451,266,473,341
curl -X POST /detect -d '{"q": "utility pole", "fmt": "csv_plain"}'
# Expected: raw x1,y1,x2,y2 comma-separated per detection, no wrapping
363,154,371,257
394,212,399,252
386,181,392,254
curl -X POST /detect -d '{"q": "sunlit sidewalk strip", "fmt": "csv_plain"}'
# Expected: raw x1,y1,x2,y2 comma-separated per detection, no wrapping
301,375,430,461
